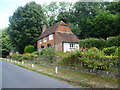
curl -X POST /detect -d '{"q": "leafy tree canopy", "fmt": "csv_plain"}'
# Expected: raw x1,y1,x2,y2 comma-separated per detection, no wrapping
9,1,46,53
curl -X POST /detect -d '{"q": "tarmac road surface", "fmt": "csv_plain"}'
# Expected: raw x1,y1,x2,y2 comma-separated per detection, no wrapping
2,60,77,88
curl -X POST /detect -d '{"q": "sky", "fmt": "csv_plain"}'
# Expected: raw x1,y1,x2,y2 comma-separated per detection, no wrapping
0,0,78,30
0,0,118,29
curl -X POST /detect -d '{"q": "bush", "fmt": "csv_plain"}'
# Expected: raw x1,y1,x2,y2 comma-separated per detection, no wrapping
24,45,35,53
102,46,116,56
40,48,56,63
80,38,106,49
20,53,38,60
9,53,22,60
32,51,39,55
114,46,120,57
84,47,105,59
106,35,120,47
60,50,83,66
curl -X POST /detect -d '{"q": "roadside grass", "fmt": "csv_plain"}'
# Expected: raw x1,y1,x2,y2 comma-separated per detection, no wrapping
3,59,118,88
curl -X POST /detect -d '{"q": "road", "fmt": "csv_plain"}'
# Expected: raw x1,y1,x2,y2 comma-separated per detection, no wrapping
2,60,76,88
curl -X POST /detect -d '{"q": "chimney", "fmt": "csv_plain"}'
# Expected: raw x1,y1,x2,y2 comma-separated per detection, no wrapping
42,25,47,32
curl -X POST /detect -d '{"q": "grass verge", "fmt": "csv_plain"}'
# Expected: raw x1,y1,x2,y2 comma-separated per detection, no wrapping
2,59,119,88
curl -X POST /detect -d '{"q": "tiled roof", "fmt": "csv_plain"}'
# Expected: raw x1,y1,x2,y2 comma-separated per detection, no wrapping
57,32,79,43
38,21,67,40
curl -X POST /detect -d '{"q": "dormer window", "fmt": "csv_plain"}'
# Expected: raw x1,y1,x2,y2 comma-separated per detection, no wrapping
49,34,53,40
43,37,46,42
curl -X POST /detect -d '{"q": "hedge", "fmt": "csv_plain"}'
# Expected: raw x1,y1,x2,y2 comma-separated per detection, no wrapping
106,35,120,47
79,38,106,49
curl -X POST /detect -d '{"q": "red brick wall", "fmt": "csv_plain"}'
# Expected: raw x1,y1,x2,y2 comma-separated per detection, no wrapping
57,25,73,33
37,32,63,52
54,32,63,51
37,34,55,51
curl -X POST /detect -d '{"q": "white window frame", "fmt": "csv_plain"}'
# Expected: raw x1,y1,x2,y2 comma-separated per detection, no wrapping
39,40,42,44
43,37,46,42
49,34,53,40
70,43,75,48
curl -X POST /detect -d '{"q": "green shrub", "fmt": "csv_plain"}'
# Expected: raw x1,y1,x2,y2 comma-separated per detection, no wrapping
114,46,120,57
40,48,56,63
79,38,106,49
24,45,35,53
106,35,120,47
60,50,83,66
9,53,22,60
102,46,116,56
59,48,118,70
20,53,38,60
84,47,105,59
32,51,39,55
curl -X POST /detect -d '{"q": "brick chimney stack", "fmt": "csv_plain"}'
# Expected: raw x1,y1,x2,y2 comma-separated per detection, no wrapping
42,25,47,32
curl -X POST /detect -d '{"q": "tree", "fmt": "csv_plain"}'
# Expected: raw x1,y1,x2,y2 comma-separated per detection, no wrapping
8,1,46,53
89,10,118,39
43,2,59,27
43,2,72,26
106,2,120,14
1,28,13,57
70,2,111,39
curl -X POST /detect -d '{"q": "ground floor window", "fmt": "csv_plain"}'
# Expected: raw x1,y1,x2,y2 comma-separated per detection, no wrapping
70,43,75,48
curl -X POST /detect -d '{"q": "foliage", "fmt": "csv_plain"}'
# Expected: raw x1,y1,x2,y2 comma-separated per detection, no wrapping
1,28,14,57
79,38,106,49
8,1,46,53
71,2,110,39
102,46,117,56
19,53,38,60
32,51,39,55
24,45,35,53
114,46,120,57
59,47,118,70
9,53,22,60
106,2,120,14
60,50,83,66
89,10,118,39
106,35,120,47
84,47,105,59
40,48,56,63
43,2,72,26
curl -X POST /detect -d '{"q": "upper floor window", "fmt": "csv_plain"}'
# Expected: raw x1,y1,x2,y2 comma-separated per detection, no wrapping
43,37,46,42
39,40,42,44
49,34,53,40
70,43,75,48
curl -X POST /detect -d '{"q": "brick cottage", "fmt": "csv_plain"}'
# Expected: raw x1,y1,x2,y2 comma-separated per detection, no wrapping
37,21,79,52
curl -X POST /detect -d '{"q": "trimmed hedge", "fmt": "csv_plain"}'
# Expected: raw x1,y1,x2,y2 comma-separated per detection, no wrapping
79,35,120,49
106,35,120,47
79,38,106,49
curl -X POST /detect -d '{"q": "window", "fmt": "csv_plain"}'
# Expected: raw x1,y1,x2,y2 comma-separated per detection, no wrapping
41,46,44,49
70,43,75,48
43,37,46,42
49,34,53,40
47,44,51,47
39,40,42,44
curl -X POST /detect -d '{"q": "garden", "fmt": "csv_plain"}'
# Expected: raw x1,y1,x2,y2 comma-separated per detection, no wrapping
9,35,119,73
5,35,119,88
